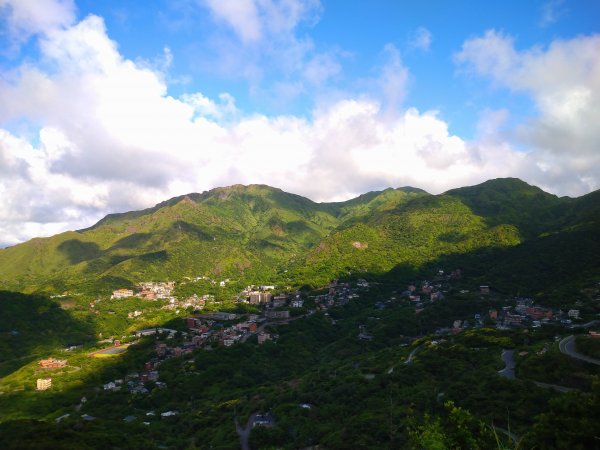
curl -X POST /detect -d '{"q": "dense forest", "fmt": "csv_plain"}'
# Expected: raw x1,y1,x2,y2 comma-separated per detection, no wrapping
1,178,599,449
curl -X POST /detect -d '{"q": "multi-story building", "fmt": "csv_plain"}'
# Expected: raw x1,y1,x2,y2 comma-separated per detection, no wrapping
36,378,52,390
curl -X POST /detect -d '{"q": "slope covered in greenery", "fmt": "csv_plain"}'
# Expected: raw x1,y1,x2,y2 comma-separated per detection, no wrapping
0,178,598,297
1,178,600,449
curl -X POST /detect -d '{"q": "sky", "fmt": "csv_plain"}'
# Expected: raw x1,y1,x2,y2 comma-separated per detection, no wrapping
0,0,599,246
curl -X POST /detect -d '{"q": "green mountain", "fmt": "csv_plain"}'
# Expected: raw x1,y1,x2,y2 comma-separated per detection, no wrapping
0,179,598,297
1,178,600,450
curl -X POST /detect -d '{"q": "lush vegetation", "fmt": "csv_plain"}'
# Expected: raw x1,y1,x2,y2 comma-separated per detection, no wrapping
1,178,598,297
1,178,600,448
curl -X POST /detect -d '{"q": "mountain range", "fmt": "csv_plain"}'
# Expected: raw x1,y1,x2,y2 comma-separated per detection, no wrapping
1,178,599,299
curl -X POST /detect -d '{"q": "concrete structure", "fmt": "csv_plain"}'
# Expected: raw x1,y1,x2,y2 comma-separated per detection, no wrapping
37,378,52,390
257,332,271,344
249,292,273,305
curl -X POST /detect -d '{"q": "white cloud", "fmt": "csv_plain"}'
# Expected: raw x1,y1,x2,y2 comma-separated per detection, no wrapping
0,16,596,246
540,0,566,27
456,30,600,194
201,0,321,44
378,44,410,116
194,0,334,106
202,0,262,43
0,0,75,52
410,27,432,51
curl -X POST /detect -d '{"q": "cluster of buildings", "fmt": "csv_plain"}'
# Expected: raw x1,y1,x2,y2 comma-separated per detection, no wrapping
110,282,176,300
313,281,359,311
402,275,449,313
102,368,166,395
161,294,213,311
491,298,581,329
185,314,267,347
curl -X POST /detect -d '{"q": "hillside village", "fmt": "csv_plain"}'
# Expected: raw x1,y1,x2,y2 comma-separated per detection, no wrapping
76,269,598,406
4,265,599,448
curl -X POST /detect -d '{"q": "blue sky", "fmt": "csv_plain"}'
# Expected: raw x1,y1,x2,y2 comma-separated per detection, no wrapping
64,0,598,137
0,0,599,245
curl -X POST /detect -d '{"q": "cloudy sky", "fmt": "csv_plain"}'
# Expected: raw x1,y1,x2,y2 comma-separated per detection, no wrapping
0,0,599,246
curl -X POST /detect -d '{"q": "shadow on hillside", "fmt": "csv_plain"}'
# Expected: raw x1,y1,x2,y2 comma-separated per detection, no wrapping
170,221,214,241
0,291,97,377
3,223,600,449
57,240,102,264
383,226,600,304
108,233,153,250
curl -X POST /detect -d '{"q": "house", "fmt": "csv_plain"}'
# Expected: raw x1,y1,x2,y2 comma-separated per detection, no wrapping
111,289,134,299
38,358,67,369
36,378,52,391
526,307,553,320
568,309,580,319
266,310,290,319
489,309,498,320
291,299,304,308
253,413,275,427
258,332,271,344
480,286,490,295
273,295,288,307
212,312,237,321
260,285,276,291
504,313,524,327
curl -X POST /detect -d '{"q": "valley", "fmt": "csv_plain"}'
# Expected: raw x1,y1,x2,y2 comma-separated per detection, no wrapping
1,178,600,449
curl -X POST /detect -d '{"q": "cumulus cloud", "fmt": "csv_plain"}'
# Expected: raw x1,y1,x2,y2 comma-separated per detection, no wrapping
0,0,75,52
455,30,600,195
0,15,596,246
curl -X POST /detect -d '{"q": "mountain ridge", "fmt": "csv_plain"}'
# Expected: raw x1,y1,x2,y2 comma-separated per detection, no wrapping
0,178,598,296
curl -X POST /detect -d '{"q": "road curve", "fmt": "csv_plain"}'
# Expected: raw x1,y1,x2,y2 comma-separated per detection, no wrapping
498,349,515,379
559,335,600,366
235,412,258,450
404,345,422,364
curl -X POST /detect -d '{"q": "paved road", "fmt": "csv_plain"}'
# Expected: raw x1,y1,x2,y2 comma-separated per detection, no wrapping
499,348,579,392
559,335,600,366
498,349,515,379
404,345,422,364
235,412,258,450
533,381,576,393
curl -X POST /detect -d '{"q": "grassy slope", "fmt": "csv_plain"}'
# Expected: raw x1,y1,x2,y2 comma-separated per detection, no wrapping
0,179,598,296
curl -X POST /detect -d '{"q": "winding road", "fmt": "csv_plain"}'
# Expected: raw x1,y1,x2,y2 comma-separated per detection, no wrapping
404,345,422,364
235,412,258,450
559,335,600,366
498,349,515,379
498,349,576,392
